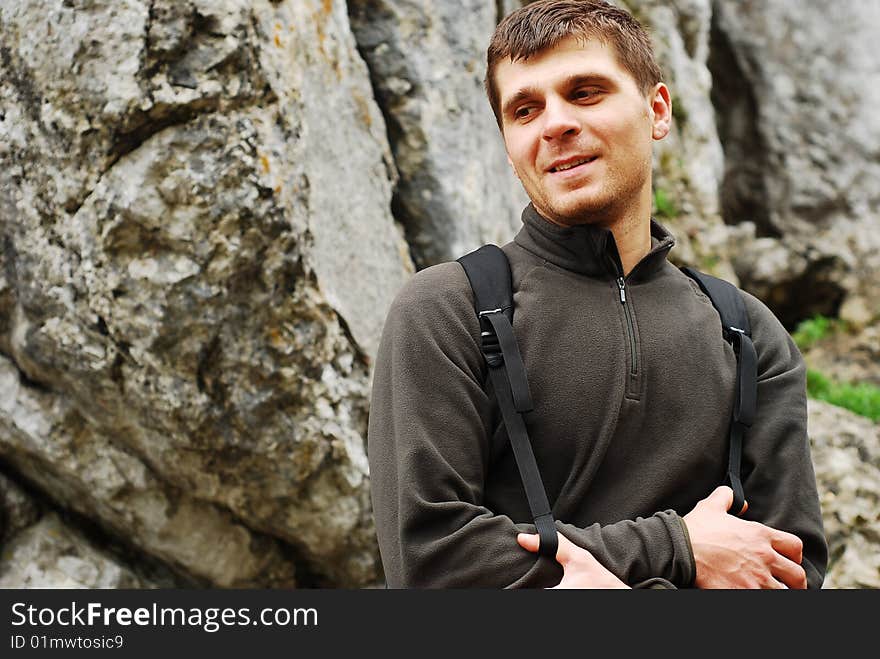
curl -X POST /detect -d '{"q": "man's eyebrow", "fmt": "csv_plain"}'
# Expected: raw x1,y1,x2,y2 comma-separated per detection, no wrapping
501,87,540,117
501,73,615,116
562,73,615,88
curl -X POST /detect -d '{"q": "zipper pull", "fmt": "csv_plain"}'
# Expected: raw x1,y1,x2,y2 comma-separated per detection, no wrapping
617,277,626,303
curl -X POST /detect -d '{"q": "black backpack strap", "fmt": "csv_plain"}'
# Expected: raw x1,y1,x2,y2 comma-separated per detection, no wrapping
458,245,558,560
681,267,757,517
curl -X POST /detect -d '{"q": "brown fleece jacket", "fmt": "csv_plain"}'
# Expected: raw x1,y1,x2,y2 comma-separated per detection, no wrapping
368,204,827,588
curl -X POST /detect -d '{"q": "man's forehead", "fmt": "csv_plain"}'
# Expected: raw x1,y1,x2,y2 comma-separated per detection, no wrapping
496,36,625,94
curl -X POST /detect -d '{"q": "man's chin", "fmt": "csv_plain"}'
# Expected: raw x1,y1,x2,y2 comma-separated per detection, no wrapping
542,198,613,227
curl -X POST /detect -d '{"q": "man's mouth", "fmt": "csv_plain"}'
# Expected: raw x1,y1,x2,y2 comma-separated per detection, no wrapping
548,156,598,173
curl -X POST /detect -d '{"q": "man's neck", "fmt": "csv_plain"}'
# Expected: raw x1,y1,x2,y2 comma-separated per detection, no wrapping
541,206,652,276
607,212,651,277
536,184,655,275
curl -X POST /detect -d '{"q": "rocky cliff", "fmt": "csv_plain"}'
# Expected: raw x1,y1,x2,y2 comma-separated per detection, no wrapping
0,0,876,588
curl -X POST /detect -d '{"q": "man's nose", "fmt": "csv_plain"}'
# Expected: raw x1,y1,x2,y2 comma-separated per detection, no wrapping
542,99,580,141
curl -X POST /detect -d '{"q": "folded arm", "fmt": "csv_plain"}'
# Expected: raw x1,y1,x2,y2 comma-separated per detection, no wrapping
368,265,692,588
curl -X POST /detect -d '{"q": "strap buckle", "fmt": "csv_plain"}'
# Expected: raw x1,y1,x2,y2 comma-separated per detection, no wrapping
478,309,503,364
724,325,747,343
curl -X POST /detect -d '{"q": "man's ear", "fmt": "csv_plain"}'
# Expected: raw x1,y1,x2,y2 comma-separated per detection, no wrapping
650,82,672,140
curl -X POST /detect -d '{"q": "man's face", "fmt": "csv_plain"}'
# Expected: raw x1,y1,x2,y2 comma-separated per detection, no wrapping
495,35,670,226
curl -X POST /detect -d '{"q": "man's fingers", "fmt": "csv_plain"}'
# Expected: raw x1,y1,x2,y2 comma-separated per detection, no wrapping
771,553,808,589
517,533,540,553
770,531,804,565
518,532,574,564
523,533,629,589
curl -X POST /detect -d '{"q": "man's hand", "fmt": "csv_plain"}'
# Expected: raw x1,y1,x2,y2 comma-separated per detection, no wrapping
517,531,630,589
683,486,807,589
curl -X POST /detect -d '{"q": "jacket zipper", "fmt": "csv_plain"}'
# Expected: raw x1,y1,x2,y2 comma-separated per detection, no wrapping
617,277,638,375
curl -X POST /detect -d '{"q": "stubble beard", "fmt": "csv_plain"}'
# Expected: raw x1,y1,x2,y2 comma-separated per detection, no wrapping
536,155,652,228
543,191,616,227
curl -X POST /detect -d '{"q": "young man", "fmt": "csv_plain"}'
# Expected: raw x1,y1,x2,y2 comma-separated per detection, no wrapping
368,0,827,588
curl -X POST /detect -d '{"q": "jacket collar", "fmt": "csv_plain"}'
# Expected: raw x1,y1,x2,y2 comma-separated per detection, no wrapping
513,203,675,280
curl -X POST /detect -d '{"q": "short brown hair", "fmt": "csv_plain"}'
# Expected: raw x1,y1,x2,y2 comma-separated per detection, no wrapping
485,0,663,128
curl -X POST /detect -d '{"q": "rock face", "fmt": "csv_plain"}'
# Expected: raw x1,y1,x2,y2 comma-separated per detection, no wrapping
0,473,175,588
809,400,880,589
0,473,42,544
0,514,149,589
624,0,741,282
0,0,412,587
0,355,298,587
0,0,877,589
710,0,880,331
349,0,528,268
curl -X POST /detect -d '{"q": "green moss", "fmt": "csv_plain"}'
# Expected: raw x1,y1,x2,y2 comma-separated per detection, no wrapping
671,98,688,126
699,254,720,274
652,187,678,219
791,315,843,351
806,369,880,422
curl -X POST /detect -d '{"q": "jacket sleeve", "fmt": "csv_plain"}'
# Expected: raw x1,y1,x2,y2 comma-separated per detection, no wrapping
738,292,828,588
554,514,694,588
368,263,693,588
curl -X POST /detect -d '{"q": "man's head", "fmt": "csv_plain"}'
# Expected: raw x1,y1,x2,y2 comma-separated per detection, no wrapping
485,0,662,129
486,0,671,227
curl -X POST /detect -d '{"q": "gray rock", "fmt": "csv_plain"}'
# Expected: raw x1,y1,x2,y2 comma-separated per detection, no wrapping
0,0,412,587
497,0,529,17
624,0,736,281
251,0,414,358
349,0,529,268
0,513,149,588
0,472,41,543
808,399,880,589
711,0,880,326
0,355,298,587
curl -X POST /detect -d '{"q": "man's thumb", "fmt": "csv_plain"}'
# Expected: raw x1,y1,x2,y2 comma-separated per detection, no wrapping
517,533,540,553
706,485,734,511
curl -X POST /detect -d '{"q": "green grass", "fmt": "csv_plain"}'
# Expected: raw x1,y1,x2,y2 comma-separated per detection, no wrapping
652,188,677,219
671,98,689,126
791,315,840,351
700,254,720,273
806,369,880,422
790,316,878,420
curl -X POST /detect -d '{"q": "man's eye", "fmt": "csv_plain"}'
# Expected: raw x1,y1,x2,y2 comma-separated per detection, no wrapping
514,106,535,119
573,88,598,100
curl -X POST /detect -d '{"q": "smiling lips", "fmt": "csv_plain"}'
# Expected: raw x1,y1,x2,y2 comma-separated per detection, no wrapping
547,155,598,173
